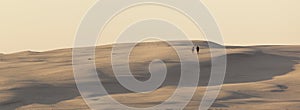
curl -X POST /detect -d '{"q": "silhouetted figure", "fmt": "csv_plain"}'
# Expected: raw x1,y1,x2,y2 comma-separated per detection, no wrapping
192,46,195,53
196,45,200,53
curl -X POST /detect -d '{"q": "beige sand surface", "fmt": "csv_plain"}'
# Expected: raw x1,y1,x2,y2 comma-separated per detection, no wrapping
0,41,299,110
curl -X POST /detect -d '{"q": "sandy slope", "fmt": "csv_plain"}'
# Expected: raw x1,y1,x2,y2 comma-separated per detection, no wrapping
0,41,299,110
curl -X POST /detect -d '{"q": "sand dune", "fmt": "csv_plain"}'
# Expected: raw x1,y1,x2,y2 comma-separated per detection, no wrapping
0,41,300,110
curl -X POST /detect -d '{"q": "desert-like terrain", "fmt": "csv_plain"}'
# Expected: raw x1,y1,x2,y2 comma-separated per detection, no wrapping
0,41,300,110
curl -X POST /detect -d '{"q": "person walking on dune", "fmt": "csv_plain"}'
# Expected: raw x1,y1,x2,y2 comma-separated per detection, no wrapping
192,46,195,53
196,45,200,54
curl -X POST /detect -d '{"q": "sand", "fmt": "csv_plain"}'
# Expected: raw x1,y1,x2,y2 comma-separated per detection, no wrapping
0,41,299,110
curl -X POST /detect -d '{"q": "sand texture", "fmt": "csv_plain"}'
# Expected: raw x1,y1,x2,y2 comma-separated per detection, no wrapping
0,41,300,110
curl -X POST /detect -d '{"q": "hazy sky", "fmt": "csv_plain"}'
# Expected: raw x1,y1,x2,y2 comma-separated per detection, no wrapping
1,0,299,53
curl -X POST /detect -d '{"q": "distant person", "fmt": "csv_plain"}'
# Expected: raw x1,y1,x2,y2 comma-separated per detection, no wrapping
192,46,195,53
196,45,200,53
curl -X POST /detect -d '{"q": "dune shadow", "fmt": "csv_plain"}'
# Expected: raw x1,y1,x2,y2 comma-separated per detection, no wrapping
161,50,298,86
0,82,79,110
222,51,297,84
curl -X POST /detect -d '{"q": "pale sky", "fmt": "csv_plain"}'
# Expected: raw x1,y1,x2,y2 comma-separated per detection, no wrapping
0,0,300,53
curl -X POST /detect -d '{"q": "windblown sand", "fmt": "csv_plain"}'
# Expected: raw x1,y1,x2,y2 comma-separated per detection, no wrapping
0,41,300,110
